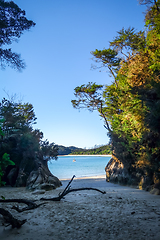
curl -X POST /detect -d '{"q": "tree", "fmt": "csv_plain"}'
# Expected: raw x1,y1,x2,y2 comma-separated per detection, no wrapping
72,0,160,185
71,82,111,132
0,152,14,186
0,0,35,70
0,118,15,186
39,140,59,162
72,27,148,171
0,98,37,137
0,98,61,188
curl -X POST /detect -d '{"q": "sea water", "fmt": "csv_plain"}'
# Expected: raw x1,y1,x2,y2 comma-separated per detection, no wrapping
48,155,111,179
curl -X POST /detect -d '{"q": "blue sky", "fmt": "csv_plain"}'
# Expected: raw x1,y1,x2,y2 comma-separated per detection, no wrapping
1,0,146,148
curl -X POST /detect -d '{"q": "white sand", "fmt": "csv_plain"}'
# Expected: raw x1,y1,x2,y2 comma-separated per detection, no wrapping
59,155,112,157
59,174,106,180
0,177,160,240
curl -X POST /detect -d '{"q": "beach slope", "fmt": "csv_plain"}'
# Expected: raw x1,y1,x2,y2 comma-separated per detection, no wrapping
0,177,160,240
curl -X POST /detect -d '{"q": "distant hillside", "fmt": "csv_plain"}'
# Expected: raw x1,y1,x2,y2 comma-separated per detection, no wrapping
58,145,83,155
70,144,112,155
58,144,112,155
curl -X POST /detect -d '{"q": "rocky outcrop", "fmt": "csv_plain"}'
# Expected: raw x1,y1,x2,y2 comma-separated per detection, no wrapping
105,157,160,195
26,163,62,190
105,157,133,185
150,188,160,195
3,158,62,190
105,157,143,186
3,166,19,187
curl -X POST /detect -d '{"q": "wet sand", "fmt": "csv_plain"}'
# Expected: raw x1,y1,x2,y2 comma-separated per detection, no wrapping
0,177,160,240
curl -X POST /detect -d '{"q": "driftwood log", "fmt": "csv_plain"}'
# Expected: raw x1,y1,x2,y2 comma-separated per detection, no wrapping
0,175,106,228
0,199,44,228
0,208,27,228
0,198,45,212
41,175,106,201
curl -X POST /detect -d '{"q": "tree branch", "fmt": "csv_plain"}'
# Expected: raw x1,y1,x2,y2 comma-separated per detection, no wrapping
0,208,27,228
0,198,45,212
41,175,106,201
0,175,106,229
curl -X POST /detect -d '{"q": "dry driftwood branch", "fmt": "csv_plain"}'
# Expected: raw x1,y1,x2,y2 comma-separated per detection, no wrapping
41,175,76,201
65,187,106,195
40,187,106,201
0,175,106,229
41,175,106,201
0,198,45,212
0,207,27,228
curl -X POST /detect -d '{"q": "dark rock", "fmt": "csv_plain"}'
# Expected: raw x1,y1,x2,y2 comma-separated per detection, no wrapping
105,157,131,184
15,170,28,187
3,154,62,190
39,183,56,191
26,162,62,191
105,157,140,186
7,167,19,187
32,190,46,195
138,176,154,190
150,188,160,195
131,211,135,215
105,157,160,193
2,144,62,190
26,170,38,187
154,181,160,189
2,165,19,186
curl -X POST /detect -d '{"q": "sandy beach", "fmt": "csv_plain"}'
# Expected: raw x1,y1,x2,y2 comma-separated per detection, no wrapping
59,155,112,157
0,176,160,240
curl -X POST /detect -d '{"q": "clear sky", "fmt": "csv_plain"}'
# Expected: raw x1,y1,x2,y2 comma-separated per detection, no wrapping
0,0,146,148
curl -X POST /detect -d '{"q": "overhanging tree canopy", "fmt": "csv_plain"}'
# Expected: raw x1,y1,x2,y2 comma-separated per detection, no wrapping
0,0,35,70
72,0,160,183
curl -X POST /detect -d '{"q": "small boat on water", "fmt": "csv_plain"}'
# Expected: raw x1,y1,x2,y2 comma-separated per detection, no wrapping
73,159,76,162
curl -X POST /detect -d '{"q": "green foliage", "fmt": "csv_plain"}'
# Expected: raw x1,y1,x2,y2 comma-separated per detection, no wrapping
72,82,103,111
72,0,160,184
72,82,111,131
0,98,37,136
110,27,146,55
57,144,112,156
91,48,121,69
0,97,58,186
1,153,14,168
91,49,120,83
0,153,15,186
0,119,4,137
0,117,15,186
40,140,59,161
0,0,35,70
70,144,112,155
58,145,82,155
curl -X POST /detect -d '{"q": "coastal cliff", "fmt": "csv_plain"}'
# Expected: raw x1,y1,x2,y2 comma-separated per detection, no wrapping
105,157,160,195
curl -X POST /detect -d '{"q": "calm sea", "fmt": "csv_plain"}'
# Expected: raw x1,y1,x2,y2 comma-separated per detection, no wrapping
48,155,111,179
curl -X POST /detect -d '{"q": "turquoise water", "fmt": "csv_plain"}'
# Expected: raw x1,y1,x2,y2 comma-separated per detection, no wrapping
48,155,111,179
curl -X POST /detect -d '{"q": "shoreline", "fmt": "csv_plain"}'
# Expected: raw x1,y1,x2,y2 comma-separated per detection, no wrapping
59,174,106,181
58,154,112,157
